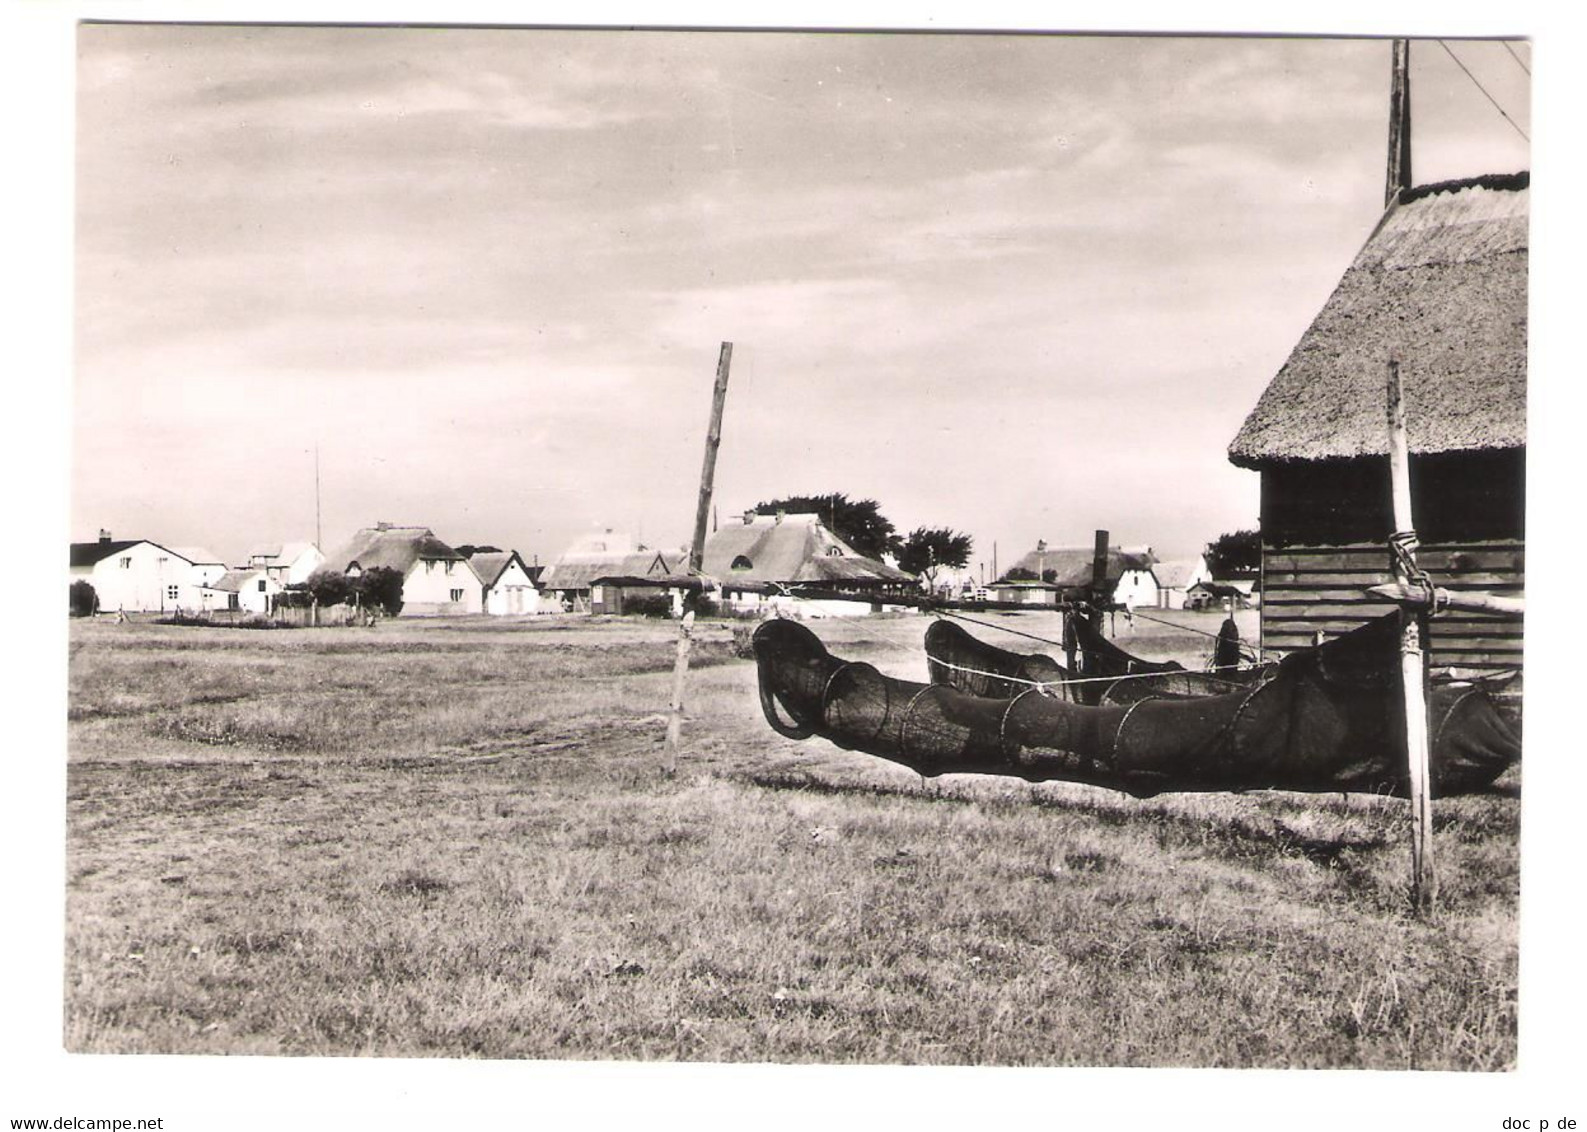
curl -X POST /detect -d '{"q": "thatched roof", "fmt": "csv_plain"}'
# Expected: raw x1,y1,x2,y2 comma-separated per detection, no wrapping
1228,172,1528,469
540,547,685,592
326,525,466,576
203,568,266,593
702,513,913,587
1000,544,1155,588
465,550,534,589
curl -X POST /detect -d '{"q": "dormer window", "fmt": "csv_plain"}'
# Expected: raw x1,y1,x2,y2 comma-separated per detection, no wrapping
730,555,753,571
827,547,843,557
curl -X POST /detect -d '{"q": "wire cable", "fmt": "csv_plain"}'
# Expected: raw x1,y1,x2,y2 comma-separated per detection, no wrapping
1501,40,1531,77
1437,39,1530,142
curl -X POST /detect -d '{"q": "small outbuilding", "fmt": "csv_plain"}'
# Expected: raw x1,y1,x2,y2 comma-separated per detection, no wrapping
1227,172,1526,669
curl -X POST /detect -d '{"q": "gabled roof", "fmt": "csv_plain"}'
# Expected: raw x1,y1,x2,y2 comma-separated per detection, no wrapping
1229,172,1528,469
1152,559,1205,590
203,568,267,593
465,550,532,589
69,539,144,568
1000,545,1156,589
168,546,225,567
540,548,685,591
325,526,466,576
69,539,192,568
701,513,913,587
248,541,319,565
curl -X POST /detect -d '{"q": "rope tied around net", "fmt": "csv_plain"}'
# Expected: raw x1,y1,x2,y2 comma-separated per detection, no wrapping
1389,530,1448,614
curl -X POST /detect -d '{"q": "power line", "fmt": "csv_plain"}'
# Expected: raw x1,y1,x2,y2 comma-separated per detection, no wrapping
1437,39,1530,143
1501,40,1531,78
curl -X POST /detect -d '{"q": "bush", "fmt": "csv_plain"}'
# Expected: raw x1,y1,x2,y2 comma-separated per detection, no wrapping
69,580,98,618
623,593,674,618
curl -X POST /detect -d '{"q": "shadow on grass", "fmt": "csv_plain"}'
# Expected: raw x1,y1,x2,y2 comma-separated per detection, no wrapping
739,769,1389,868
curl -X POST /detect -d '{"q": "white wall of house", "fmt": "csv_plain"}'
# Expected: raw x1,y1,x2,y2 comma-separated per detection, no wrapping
401,557,484,615
71,543,201,612
484,560,541,615
1112,568,1160,610
282,547,326,586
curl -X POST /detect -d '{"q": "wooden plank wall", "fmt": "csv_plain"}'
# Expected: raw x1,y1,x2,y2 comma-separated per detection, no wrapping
1261,539,1524,670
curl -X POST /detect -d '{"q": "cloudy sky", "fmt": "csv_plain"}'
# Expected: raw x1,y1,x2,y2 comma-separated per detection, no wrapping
73,26,1531,569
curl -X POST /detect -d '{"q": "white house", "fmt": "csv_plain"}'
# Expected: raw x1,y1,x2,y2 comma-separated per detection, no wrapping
466,550,542,615
246,542,325,586
1152,557,1213,610
69,534,212,613
200,567,282,614
997,542,1160,610
323,524,483,616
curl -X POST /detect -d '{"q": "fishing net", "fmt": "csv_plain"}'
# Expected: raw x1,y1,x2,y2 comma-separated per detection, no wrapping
752,613,1520,798
925,616,1268,706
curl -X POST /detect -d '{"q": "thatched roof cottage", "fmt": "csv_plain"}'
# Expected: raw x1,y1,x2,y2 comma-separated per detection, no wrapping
1228,171,1527,669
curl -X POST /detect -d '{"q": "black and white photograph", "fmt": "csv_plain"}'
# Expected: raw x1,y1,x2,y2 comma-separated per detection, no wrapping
6,4,1580,1128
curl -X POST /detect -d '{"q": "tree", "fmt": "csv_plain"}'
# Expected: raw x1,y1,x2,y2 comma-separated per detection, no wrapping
304,568,355,608
752,493,902,561
355,566,406,617
897,527,974,589
1003,567,1039,582
69,579,98,618
1205,528,1262,579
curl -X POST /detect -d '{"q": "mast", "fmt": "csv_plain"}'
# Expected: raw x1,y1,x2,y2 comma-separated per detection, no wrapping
1386,39,1413,207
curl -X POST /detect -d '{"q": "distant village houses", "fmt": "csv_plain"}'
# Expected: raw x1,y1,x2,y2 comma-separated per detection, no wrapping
69,533,227,613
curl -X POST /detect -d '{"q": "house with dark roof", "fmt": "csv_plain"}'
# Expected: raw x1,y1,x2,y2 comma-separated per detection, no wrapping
1227,172,1526,668
323,523,483,616
68,533,217,613
463,549,543,615
992,541,1159,609
701,511,916,616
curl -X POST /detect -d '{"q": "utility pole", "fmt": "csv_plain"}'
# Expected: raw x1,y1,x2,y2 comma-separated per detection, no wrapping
664,342,734,775
314,443,323,550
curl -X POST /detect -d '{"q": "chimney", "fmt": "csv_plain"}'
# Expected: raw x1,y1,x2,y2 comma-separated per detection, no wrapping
1036,538,1047,553
98,529,112,543
1386,39,1413,207
375,521,391,531
742,510,756,526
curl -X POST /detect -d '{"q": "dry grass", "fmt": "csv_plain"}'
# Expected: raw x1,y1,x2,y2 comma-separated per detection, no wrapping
64,610,1518,1067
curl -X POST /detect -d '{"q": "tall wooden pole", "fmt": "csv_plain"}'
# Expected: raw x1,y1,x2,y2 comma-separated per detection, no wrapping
1388,359,1436,913
664,342,734,774
1089,529,1110,630
1386,40,1413,208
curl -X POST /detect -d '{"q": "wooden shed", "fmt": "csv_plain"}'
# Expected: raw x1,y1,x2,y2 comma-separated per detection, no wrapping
1227,172,1527,671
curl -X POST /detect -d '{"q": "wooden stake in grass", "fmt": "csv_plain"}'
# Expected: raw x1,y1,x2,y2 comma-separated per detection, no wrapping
663,341,733,776
1387,359,1436,914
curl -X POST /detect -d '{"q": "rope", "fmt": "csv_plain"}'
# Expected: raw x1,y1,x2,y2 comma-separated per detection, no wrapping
932,608,1072,651
1389,530,1448,614
925,652,1248,691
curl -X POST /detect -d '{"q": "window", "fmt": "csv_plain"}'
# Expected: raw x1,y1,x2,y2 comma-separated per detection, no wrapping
730,555,753,571
445,561,454,575
258,580,268,593
167,586,180,601
119,557,131,569
450,588,464,603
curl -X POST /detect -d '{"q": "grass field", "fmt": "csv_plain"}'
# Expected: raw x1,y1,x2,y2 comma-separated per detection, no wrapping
63,608,1519,1067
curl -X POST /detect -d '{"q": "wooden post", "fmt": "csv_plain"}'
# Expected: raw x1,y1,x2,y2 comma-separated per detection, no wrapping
1089,529,1109,630
1386,40,1413,208
663,342,733,775
1388,359,1436,913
